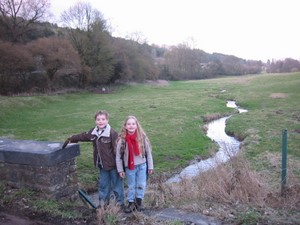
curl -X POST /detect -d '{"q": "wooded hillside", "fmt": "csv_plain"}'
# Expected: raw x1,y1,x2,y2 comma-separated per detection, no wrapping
1,0,299,95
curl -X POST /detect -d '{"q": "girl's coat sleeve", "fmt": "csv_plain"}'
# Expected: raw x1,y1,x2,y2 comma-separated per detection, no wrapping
145,138,154,170
115,140,124,173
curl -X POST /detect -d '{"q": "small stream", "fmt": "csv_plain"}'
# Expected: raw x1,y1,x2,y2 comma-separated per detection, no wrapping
167,101,248,183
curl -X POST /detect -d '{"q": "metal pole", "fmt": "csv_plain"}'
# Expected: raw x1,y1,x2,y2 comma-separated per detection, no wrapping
78,189,97,209
281,129,287,195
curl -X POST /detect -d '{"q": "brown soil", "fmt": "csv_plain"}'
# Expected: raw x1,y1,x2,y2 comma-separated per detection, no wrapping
0,211,66,225
145,80,169,86
0,198,97,225
270,92,288,98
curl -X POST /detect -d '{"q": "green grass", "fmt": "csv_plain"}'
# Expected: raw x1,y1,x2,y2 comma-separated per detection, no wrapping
1,73,300,188
0,185,35,204
223,73,300,159
236,209,261,225
32,199,84,219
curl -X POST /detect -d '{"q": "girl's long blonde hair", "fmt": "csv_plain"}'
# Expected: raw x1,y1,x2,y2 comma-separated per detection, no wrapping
117,115,150,156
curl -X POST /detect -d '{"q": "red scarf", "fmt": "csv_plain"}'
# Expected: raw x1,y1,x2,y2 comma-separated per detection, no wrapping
126,131,140,170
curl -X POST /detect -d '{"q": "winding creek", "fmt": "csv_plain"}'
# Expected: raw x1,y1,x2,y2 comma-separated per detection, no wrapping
167,101,248,183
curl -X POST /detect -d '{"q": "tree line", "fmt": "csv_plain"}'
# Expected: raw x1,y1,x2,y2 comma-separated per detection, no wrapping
1,0,299,95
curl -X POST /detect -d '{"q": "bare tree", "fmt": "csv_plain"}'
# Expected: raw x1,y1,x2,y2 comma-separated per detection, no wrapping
61,2,116,85
125,31,148,45
60,1,107,58
60,1,105,32
0,0,50,42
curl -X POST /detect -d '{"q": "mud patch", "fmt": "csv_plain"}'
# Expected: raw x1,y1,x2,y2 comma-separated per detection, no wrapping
146,80,169,86
0,212,32,225
270,93,288,98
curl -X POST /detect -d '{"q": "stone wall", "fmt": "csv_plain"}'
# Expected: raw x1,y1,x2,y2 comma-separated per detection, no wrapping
0,138,80,200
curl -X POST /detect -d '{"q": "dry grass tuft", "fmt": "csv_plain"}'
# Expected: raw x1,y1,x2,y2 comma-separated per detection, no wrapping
96,195,169,225
144,149,300,223
96,200,122,225
146,175,171,208
124,211,161,225
195,154,268,205
265,184,300,210
162,152,269,207
260,152,300,210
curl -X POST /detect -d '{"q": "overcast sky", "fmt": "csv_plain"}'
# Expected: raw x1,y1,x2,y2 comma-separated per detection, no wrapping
50,0,299,62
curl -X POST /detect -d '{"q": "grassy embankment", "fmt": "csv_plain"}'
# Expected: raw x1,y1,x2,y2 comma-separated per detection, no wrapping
0,72,299,224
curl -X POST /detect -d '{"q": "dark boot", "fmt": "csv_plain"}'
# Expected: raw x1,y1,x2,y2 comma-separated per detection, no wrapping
116,201,125,211
124,202,136,213
135,198,145,212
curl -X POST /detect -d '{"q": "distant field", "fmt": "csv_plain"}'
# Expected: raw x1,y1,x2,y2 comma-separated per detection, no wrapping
1,72,299,188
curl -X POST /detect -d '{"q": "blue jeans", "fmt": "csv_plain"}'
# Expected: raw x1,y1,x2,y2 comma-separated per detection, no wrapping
99,168,124,205
125,163,147,202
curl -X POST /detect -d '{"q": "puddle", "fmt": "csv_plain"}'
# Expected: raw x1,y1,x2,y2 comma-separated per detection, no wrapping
167,101,247,183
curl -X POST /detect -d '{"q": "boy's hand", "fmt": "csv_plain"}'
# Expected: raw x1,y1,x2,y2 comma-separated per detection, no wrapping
62,138,70,149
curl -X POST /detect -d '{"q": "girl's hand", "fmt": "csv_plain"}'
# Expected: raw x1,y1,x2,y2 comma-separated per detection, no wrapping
119,172,125,178
148,169,153,175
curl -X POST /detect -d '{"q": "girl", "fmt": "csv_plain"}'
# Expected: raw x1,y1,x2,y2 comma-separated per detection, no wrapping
116,115,154,213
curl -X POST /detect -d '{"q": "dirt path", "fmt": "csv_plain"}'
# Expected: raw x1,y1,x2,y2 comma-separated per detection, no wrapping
1,208,222,225
0,209,88,225
0,212,49,225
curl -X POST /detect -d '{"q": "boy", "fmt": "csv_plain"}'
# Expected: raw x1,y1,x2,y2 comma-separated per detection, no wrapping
63,110,124,208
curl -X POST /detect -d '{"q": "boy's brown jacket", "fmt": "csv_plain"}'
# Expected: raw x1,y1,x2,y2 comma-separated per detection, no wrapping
68,124,118,170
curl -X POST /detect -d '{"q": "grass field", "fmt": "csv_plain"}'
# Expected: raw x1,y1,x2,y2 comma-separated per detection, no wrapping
0,72,299,189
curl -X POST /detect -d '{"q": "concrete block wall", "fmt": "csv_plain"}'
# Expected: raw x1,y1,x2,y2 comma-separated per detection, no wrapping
0,138,80,200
